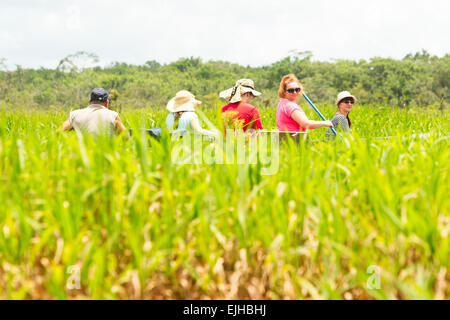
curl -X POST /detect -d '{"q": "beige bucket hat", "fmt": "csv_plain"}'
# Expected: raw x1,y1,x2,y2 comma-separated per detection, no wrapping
167,90,202,112
336,91,357,106
219,79,261,103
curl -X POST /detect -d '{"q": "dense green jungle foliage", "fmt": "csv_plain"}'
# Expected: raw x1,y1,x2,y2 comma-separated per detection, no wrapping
0,50,448,111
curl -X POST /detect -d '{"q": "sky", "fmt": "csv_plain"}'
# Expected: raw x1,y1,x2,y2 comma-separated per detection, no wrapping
0,0,449,69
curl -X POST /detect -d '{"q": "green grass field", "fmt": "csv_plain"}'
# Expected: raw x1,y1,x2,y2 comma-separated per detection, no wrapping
0,104,449,299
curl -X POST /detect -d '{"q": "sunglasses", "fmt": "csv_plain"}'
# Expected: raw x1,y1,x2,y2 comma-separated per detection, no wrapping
286,88,301,93
341,99,355,104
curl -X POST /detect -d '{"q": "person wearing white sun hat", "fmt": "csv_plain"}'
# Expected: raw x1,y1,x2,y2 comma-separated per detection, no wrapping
165,90,217,137
219,79,263,132
326,91,356,139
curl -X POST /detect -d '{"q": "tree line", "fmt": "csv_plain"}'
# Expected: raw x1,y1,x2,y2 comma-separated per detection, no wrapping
0,50,448,110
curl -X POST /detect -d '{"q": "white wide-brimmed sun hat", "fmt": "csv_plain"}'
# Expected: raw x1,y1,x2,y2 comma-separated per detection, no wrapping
167,90,202,112
219,79,261,103
336,91,357,106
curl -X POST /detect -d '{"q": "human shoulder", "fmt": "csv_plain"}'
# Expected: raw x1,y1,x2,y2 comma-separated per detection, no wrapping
221,104,230,112
283,101,302,118
99,107,118,121
90,105,119,122
242,102,260,112
222,102,238,112
240,102,255,109
69,108,80,117
182,111,198,120
69,107,84,121
331,113,349,127
332,113,347,120
286,101,300,109
107,108,119,117
70,105,89,114
279,99,299,109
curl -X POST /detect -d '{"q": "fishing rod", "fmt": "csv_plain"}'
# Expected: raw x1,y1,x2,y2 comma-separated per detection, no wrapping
302,92,341,140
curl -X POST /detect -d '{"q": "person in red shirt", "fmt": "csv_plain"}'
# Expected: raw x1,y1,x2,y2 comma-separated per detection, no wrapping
219,79,263,132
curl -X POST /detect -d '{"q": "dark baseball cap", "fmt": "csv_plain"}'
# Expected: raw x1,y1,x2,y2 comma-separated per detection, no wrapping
90,88,109,102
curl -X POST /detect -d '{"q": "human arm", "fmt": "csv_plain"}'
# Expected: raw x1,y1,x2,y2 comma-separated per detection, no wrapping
190,118,218,138
251,108,263,130
166,113,175,130
58,110,76,132
58,119,73,132
291,110,332,130
250,107,263,130
114,116,130,138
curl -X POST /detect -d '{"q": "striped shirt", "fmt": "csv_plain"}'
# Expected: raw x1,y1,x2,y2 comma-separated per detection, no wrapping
326,113,351,139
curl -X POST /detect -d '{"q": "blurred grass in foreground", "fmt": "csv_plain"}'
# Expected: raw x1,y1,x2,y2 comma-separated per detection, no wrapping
0,105,449,299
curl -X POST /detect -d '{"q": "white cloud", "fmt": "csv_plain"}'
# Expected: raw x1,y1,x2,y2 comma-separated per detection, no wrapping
0,30,22,48
0,0,448,69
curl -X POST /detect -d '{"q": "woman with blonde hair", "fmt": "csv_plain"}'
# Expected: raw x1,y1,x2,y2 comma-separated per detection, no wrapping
166,90,217,137
276,74,332,132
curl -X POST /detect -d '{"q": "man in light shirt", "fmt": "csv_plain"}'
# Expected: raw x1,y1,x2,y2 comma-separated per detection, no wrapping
60,88,128,138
